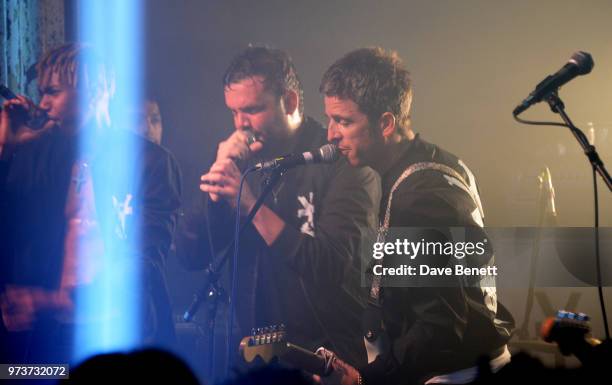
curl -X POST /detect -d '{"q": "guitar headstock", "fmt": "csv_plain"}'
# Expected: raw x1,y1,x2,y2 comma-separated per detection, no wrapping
541,310,591,343
541,310,600,356
240,324,288,364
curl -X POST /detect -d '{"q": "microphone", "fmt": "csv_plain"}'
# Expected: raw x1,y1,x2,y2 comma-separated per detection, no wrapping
243,129,258,146
0,84,49,129
513,51,594,116
253,143,338,171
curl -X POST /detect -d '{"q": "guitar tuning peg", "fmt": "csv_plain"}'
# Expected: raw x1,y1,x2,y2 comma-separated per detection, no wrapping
251,328,256,336
270,325,277,332
279,323,285,331
577,313,589,321
567,312,577,320
556,310,568,319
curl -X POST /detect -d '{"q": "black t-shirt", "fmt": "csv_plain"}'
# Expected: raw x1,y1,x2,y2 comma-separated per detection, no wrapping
0,128,181,361
181,117,381,366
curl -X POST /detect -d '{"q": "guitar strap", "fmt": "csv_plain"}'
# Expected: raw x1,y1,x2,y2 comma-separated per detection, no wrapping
363,161,477,363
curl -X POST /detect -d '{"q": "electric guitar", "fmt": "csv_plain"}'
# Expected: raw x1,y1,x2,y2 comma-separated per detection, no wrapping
239,325,331,376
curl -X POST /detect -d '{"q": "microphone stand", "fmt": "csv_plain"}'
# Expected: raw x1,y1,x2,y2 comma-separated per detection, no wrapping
545,93,611,191
182,166,285,381
545,92,611,340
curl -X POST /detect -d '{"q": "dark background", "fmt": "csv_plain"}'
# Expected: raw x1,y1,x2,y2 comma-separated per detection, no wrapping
2,0,608,376
41,1,596,368
134,0,612,346
143,0,611,227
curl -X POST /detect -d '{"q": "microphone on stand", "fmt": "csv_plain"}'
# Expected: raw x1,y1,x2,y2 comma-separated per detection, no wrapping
252,143,338,171
513,51,594,116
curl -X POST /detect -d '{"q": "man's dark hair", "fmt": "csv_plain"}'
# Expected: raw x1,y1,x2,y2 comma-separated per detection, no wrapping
223,46,304,116
37,42,114,99
320,47,413,135
37,42,114,127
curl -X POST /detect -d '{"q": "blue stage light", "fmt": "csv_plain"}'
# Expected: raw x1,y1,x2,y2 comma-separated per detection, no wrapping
73,0,143,363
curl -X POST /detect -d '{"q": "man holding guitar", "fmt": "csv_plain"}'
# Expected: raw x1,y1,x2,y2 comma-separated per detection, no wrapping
318,47,515,385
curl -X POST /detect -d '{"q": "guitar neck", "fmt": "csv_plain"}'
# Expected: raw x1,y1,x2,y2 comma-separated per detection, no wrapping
281,342,328,376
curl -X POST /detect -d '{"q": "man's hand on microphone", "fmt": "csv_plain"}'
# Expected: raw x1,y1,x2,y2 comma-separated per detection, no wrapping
200,158,256,213
201,129,286,246
0,96,48,157
216,129,262,162
202,129,260,208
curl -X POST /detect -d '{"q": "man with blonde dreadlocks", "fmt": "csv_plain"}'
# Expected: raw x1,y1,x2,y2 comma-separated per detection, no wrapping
0,43,181,363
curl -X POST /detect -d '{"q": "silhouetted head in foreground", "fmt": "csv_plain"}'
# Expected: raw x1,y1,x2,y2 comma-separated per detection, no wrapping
225,364,314,385
68,348,200,385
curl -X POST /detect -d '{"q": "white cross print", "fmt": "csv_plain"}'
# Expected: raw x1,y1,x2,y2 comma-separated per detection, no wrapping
112,194,133,239
297,192,315,237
